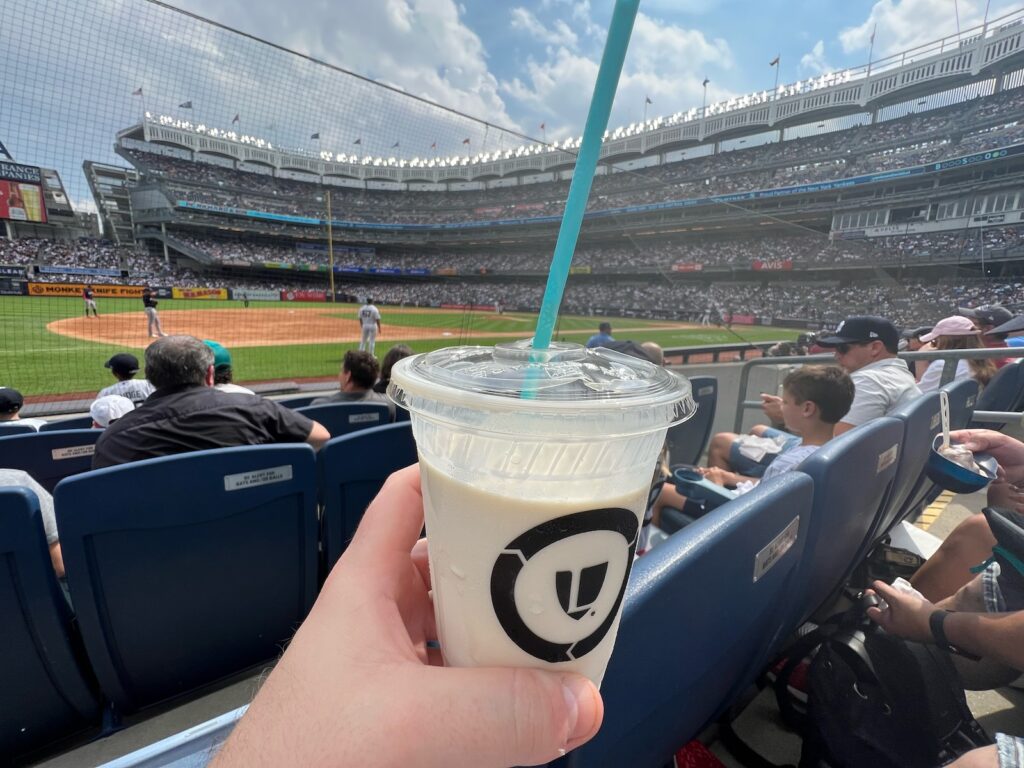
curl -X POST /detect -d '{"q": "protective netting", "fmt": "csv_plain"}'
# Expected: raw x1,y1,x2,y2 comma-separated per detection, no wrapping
2,0,1024,407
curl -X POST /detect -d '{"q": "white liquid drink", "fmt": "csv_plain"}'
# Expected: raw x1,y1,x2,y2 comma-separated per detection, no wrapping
390,340,694,686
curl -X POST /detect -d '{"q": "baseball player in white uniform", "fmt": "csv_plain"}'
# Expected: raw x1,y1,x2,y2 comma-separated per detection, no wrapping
358,298,382,356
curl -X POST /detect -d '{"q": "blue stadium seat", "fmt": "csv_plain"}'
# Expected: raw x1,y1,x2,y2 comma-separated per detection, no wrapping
55,445,319,713
665,375,717,467
295,402,391,437
39,416,96,432
872,392,941,543
0,487,100,760
788,417,903,626
274,395,317,409
941,377,980,430
969,361,1024,429
552,473,813,768
319,422,418,570
0,423,39,436
0,429,103,492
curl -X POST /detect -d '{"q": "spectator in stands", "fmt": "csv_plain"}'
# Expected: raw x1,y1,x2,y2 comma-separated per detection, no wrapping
210,465,602,768
652,366,854,525
373,344,413,394
988,312,1024,349
707,316,920,475
312,350,394,419
0,388,47,431
586,322,615,349
0,470,63,577
203,340,255,395
641,341,665,366
92,336,329,469
916,316,996,393
960,305,1015,369
89,394,135,428
97,353,156,405
866,581,1024,768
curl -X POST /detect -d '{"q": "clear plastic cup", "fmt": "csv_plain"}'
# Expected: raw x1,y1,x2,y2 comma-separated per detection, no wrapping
389,339,695,685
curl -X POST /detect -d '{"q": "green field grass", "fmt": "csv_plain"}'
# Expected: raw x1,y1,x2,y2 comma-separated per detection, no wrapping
0,296,795,398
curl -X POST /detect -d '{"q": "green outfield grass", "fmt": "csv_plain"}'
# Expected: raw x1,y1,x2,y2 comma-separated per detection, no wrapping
0,295,795,398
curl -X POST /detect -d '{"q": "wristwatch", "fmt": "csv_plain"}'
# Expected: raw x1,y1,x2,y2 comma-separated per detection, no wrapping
929,609,981,660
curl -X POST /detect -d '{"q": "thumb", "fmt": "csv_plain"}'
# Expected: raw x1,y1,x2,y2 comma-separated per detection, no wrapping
411,666,603,767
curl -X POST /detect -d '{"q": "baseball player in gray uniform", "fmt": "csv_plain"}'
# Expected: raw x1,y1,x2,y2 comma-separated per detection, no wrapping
358,298,382,356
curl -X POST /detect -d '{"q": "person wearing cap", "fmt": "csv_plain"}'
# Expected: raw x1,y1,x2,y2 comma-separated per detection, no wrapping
960,305,1014,369
97,353,156,405
916,316,997,394
143,286,167,338
586,322,615,349
900,326,933,378
987,312,1024,350
813,316,922,434
93,336,330,469
0,387,48,431
90,394,135,428
204,340,256,395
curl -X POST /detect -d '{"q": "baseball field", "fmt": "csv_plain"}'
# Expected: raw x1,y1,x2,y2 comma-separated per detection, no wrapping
0,295,795,400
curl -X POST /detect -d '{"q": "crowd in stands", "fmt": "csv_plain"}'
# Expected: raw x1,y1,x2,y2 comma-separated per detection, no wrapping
124,86,1024,229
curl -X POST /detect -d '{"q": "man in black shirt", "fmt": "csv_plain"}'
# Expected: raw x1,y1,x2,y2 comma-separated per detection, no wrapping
93,336,330,468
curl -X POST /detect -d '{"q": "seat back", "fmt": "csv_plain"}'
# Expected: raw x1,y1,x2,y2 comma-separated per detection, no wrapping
873,392,941,543
55,445,319,713
0,429,103,492
665,376,717,467
39,416,96,432
0,488,100,760
319,422,418,570
0,423,38,436
789,417,903,625
274,395,317,409
295,402,391,436
969,361,1024,429
556,474,814,768
941,377,979,429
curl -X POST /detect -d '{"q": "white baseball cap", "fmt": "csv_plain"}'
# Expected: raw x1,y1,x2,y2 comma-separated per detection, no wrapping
90,395,135,427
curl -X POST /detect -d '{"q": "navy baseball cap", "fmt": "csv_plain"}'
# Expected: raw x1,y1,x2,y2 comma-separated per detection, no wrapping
0,387,24,414
105,353,140,376
958,305,1014,327
900,325,933,340
818,316,899,349
988,314,1024,337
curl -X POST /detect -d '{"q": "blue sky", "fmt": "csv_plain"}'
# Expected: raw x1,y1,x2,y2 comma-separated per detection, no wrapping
169,0,1021,138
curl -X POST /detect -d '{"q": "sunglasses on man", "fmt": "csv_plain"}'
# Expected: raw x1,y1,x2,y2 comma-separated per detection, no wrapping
835,341,874,355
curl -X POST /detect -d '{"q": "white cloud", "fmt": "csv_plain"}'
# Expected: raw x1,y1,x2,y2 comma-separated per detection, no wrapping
800,40,832,75
501,11,734,137
510,7,578,48
839,0,1017,57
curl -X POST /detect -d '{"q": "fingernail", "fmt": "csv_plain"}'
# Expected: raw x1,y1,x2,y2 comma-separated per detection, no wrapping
561,676,594,742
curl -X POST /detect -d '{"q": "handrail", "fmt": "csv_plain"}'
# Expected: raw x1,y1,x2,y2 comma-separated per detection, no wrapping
732,347,1018,432
663,341,781,363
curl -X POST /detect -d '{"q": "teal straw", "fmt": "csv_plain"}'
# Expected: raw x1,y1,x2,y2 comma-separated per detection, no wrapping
531,0,640,351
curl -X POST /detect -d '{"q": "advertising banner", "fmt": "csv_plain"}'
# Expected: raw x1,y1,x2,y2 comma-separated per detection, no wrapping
672,263,703,272
172,287,228,300
281,289,327,302
153,287,173,299
335,266,365,273
233,288,280,302
726,314,758,325
0,265,25,277
37,265,121,277
569,265,592,275
0,279,25,296
0,180,46,223
28,282,144,298
752,258,793,271
435,267,457,276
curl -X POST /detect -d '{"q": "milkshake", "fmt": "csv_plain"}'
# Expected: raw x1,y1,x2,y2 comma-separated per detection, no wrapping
389,339,694,685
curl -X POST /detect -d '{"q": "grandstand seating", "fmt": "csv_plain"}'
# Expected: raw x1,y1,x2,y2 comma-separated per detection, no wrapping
274,395,318,409
551,473,814,768
874,392,942,544
0,487,101,761
0,429,103,492
665,376,717,468
54,445,319,713
786,417,903,626
0,423,40,436
295,402,391,437
318,422,418,571
40,416,97,432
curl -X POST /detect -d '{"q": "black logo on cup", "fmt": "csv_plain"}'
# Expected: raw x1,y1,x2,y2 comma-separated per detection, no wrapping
490,508,638,663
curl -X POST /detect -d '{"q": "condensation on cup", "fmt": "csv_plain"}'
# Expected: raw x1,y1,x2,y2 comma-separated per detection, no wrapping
389,340,695,685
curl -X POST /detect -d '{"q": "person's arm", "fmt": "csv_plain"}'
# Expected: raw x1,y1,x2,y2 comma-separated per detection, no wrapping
866,580,1024,670
916,360,942,393
760,394,783,424
211,466,602,768
50,542,64,579
305,420,330,451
